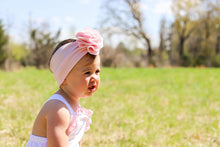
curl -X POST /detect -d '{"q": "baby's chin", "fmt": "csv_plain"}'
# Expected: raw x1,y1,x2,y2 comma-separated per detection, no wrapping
80,93,94,98
81,88,98,98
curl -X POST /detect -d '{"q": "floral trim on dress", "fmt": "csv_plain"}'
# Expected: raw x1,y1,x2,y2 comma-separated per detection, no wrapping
67,106,93,137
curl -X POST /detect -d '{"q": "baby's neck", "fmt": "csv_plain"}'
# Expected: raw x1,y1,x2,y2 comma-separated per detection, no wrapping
55,88,79,112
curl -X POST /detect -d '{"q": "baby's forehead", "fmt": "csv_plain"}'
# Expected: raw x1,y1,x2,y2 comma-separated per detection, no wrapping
75,54,100,69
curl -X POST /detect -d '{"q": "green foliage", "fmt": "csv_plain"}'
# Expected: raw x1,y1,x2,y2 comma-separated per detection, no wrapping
169,0,220,66
0,20,8,66
0,68,220,146
181,54,191,66
10,42,29,65
193,55,206,66
211,55,220,67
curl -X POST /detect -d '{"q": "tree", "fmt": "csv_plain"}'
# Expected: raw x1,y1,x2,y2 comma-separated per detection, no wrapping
100,0,153,65
171,0,199,59
0,20,8,67
10,42,29,66
202,0,220,66
158,17,170,65
100,45,115,67
28,23,60,68
185,0,220,66
210,0,220,54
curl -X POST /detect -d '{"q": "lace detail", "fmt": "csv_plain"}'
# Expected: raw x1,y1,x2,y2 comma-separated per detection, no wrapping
68,106,93,137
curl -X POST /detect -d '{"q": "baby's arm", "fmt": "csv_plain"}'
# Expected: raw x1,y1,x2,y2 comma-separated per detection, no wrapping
46,101,70,147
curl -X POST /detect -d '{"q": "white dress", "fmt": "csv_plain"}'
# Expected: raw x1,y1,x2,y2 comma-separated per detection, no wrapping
26,94,93,147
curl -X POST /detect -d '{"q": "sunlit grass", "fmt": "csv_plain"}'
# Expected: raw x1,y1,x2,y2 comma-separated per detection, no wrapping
0,67,220,146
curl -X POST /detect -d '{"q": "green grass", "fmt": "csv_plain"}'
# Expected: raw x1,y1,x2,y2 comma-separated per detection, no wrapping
0,67,220,146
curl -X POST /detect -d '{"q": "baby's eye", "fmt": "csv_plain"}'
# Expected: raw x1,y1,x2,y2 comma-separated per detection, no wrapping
85,71,91,75
96,70,100,74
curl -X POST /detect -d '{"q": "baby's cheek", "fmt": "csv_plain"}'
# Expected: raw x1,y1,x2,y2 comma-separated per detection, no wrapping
97,78,100,88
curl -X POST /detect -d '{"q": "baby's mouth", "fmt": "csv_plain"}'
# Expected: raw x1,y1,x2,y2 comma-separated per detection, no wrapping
88,85,96,92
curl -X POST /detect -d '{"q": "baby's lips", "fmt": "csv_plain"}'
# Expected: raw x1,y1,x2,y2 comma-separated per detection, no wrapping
88,84,96,89
88,84,97,92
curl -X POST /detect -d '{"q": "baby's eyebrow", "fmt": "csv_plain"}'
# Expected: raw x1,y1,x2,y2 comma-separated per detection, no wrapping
82,67,92,72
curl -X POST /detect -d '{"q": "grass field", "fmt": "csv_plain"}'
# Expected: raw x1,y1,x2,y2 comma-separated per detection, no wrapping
0,67,220,146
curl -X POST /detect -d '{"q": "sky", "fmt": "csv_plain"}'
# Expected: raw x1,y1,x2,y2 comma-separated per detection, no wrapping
0,0,173,47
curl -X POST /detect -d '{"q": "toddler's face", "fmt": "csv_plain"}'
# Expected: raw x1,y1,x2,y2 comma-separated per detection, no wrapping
63,54,100,98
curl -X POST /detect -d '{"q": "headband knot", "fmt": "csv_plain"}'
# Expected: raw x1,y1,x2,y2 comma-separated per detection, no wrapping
76,28,103,55
50,28,103,86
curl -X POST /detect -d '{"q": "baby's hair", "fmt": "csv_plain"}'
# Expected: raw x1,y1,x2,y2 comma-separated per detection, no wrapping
49,39,76,68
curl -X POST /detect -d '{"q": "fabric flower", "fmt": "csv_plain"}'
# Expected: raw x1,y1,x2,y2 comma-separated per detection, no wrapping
76,28,103,55
67,106,93,136
78,106,93,132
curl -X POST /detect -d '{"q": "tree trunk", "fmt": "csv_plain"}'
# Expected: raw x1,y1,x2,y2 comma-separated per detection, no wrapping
146,38,153,66
179,37,184,57
4,58,11,71
216,36,220,54
146,38,152,57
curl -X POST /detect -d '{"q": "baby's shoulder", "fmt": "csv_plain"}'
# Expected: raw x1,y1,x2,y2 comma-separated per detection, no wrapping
42,100,71,124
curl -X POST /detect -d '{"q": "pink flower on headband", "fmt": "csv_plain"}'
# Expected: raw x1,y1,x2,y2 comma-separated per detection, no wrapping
76,28,103,55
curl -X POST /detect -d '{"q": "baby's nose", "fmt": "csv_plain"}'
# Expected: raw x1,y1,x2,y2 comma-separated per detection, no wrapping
91,73,99,81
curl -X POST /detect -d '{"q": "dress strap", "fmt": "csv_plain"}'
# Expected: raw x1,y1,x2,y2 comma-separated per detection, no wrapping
46,94,75,115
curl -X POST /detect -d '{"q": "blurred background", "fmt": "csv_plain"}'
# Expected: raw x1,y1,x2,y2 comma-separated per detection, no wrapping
1,1,220,146
0,0,219,70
